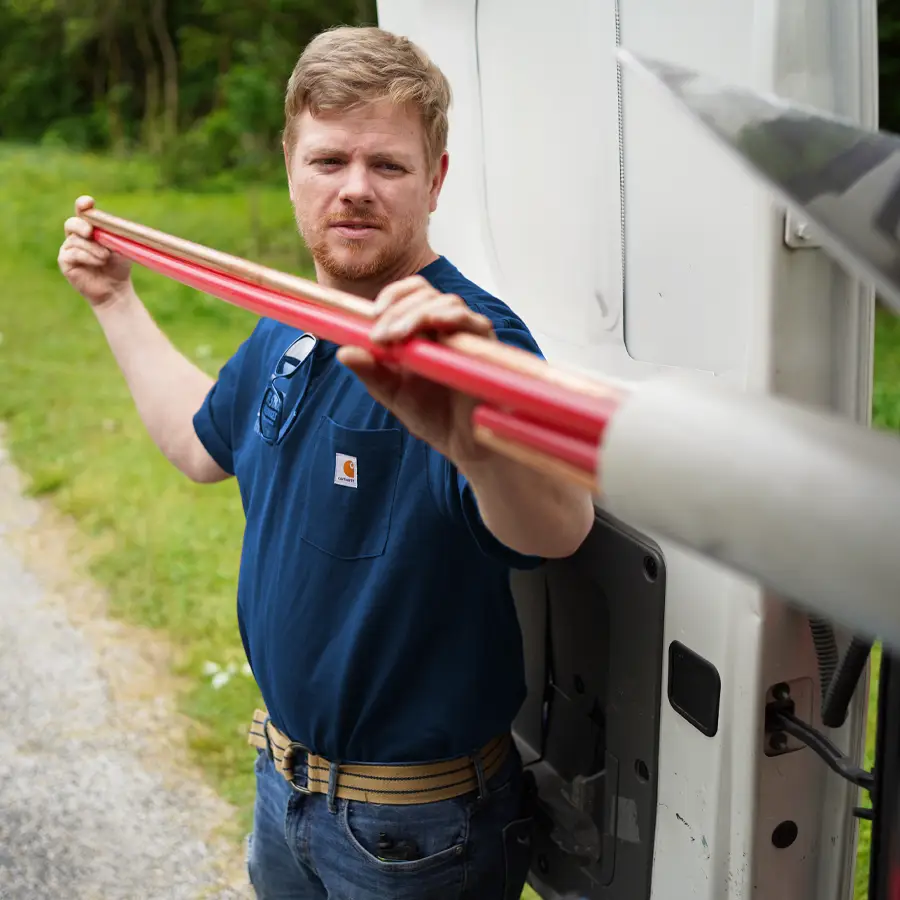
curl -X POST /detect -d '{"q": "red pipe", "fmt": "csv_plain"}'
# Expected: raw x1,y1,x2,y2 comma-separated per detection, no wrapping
94,229,613,441
472,405,599,474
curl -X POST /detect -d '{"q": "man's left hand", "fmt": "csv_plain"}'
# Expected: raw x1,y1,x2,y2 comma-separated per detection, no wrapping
338,274,595,559
336,275,495,467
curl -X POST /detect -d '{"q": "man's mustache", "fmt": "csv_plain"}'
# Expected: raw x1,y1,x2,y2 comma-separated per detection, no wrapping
321,209,389,229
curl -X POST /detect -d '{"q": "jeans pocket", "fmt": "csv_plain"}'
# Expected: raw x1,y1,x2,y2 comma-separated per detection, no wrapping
339,799,468,881
502,814,536,900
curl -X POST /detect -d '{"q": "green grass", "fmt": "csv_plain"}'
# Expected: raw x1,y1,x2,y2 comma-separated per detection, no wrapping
874,307,900,430
0,143,313,833
854,312,900,896
0,142,898,889
853,643,880,899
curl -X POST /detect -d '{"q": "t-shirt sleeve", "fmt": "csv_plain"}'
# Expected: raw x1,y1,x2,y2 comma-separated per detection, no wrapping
427,310,546,570
192,337,252,477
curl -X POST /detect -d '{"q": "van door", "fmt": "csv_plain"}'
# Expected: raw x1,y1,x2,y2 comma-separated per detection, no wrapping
374,0,879,896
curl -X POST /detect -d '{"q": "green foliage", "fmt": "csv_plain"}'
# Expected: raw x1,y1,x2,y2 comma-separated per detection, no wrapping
880,0,900,132
0,0,378,182
873,304,900,430
3,0,898,187
0,143,311,831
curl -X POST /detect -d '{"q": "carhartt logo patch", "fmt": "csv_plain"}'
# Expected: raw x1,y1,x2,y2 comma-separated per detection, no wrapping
334,453,358,488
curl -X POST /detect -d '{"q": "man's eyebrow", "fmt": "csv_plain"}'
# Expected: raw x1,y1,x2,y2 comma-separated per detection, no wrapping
303,147,347,160
368,151,414,167
302,147,415,167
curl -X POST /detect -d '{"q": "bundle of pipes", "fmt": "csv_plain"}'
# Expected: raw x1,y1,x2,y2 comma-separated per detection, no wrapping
81,207,900,652
82,207,622,493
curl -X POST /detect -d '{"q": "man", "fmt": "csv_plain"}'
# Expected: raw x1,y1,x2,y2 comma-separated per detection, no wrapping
58,25,594,899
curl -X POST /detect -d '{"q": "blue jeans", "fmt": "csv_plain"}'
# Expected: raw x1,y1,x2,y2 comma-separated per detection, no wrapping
246,741,537,899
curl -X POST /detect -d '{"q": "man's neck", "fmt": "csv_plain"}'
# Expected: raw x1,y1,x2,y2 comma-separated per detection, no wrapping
316,244,440,300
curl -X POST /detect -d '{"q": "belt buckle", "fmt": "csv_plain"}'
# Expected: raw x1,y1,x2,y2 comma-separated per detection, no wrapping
283,742,312,793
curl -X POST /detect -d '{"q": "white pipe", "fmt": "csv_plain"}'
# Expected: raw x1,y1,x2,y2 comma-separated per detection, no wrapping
598,374,900,646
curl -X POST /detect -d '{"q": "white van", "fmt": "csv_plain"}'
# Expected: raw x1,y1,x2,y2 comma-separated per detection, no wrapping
374,1,893,897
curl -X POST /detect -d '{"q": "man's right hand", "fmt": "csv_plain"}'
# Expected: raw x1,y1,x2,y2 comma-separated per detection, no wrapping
58,196,133,308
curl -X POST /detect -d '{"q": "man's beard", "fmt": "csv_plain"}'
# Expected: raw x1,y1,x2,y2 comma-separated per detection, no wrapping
297,207,425,283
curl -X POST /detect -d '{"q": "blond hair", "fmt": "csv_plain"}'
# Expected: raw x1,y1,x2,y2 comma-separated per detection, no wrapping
284,26,452,170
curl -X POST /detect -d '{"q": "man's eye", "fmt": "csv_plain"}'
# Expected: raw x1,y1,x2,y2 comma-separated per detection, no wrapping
379,163,404,172
317,158,343,167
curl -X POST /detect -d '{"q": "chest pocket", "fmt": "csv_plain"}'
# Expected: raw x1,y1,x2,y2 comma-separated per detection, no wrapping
300,415,402,560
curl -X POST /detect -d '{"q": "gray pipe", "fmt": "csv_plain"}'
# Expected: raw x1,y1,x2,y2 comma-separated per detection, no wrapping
597,374,900,647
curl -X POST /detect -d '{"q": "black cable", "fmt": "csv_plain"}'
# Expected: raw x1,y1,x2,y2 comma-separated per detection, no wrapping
809,616,840,710
822,636,873,728
775,710,874,791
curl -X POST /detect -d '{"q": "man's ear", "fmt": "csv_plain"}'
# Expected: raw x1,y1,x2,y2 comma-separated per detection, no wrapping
429,151,450,213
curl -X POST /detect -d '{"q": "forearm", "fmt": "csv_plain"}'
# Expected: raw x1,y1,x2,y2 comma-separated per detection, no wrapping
93,286,224,481
460,455,595,559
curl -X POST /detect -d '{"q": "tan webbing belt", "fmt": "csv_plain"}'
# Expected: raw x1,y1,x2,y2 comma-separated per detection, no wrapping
248,708,510,805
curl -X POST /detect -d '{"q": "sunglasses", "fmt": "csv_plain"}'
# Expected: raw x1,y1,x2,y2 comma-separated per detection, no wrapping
257,333,318,446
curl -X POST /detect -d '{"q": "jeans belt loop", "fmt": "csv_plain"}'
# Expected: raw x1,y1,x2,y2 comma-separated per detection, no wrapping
327,760,340,813
262,715,275,762
473,751,489,803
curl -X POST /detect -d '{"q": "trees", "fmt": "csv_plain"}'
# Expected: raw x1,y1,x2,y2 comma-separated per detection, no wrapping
880,0,900,132
0,0,377,179
0,0,896,180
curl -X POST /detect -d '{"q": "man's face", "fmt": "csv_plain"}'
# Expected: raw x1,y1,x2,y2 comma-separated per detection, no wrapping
285,99,446,286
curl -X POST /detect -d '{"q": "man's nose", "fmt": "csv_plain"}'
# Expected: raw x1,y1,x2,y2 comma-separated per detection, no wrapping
338,162,375,204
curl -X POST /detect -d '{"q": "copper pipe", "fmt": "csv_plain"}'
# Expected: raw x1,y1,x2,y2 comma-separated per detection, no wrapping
80,207,627,406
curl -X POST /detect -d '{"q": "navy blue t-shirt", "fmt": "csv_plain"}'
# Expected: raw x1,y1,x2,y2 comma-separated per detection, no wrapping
193,256,544,764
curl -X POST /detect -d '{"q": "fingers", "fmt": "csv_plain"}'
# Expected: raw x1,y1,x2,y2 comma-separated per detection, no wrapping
63,196,96,243
58,248,107,271
370,280,494,345
373,296,494,343
371,274,431,315
64,215,94,240
61,204,106,268
59,234,110,266
63,233,106,256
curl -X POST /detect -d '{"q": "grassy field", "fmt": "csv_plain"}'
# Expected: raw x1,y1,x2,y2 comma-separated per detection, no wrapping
855,312,900,896
0,144,294,830
0,142,898,893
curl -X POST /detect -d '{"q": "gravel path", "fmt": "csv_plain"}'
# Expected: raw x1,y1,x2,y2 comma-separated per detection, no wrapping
0,430,253,900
